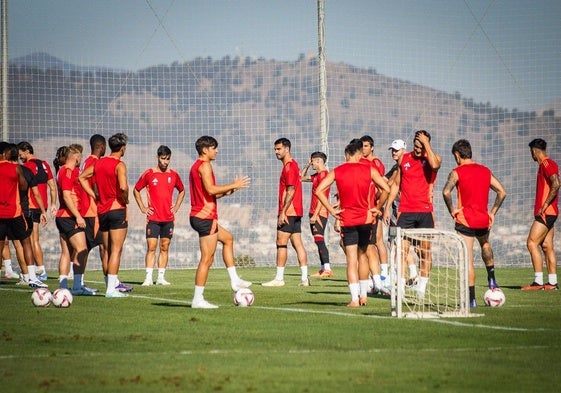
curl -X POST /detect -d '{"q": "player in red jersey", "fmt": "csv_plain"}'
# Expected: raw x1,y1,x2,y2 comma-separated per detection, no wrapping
360,135,389,295
301,151,333,278
134,145,185,286
189,136,251,308
315,139,390,307
17,141,57,280
383,130,442,298
442,139,507,307
263,138,309,287
522,138,560,291
79,133,130,298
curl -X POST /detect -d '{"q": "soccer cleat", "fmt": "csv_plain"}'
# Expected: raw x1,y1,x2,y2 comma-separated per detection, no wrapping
544,283,559,291
347,300,360,308
261,279,285,287
299,278,311,287
231,278,252,291
4,271,20,279
116,282,134,292
16,275,29,286
156,278,171,286
377,285,391,296
191,299,219,309
29,279,48,288
406,276,418,287
37,272,48,281
105,291,128,298
469,298,477,308
521,282,544,291
72,286,96,296
82,285,99,293
141,278,153,286
311,269,334,278
359,296,367,306
488,278,499,289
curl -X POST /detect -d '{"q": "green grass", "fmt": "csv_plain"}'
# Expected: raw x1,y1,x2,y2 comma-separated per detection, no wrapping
1,267,561,393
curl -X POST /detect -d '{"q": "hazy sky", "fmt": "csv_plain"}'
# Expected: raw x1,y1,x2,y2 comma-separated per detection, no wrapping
8,0,561,110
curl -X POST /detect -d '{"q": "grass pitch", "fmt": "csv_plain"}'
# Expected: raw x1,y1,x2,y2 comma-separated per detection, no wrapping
1,266,561,393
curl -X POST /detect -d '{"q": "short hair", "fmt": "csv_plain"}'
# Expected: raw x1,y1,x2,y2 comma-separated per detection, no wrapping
274,137,291,150
345,138,363,156
157,145,172,157
108,133,128,152
53,146,69,174
195,136,218,155
415,130,431,142
89,134,106,150
7,143,19,161
17,141,34,154
310,151,327,163
69,143,83,154
451,139,472,159
0,141,10,155
360,135,374,146
529,138,547,151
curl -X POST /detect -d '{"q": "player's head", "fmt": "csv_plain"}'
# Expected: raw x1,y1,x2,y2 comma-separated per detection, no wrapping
0,141,10,159
274,138,291,161
413,130,431,157
310,151,327,170
529,138,547,161
108,133,128,154
451,139,472,163
344,138,363,159
67,144,84,166
17,141,34,162
310,151,327,163
157,145,172,171
195,136,218,156
388,139,406,162
53,146,69,174
89,134,107,156
360,135,374,157
6,143,19,162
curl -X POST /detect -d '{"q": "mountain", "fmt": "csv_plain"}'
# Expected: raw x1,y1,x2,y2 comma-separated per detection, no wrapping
10,52,124,74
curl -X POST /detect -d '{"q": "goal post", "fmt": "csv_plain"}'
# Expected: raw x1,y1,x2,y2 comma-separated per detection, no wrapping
389,227,472,318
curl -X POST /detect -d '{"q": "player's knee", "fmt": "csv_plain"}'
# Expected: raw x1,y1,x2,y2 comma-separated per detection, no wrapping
276,244,288,249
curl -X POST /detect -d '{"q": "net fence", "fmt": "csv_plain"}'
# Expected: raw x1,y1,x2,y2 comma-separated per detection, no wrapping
4,1,560,270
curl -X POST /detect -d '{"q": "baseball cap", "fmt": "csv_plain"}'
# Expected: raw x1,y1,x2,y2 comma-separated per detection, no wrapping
389,139,406,150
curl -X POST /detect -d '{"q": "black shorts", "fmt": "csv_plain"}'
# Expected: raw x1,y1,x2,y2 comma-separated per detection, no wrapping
396,212,435,229
29,209,43,224
341,224,372,248
455,223,489,238
535,215,557,230
147,221,174,239
99,209,128,231
190,217,218,237
278,216,302,234
309,214,328,238
56,217,84,240
0,215,31,241
84,216,102,250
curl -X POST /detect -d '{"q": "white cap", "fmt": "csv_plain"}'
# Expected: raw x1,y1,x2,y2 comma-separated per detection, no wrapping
389,139,406,150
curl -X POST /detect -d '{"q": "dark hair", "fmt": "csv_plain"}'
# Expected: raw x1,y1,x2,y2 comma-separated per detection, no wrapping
529,138,547,151
157,145,172,157
7,143,19,162
360,135,374,146
89,134,106,150
195,136,218,155
53,146,69,174
415,130,431,142
0,141,10,156
310,151,327,162
451,139,472,159
345,139,363,156
17,141,34,154
108,133,128,152
274,137,291,149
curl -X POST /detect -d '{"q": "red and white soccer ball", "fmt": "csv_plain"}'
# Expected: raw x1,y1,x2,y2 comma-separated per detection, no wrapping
483,288,505,307
31,288,52,307
233,288,254,307
52,288,73,308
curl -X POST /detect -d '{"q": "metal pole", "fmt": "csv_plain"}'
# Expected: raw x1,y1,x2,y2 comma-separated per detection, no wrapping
317,0,328,157
1,0,8,141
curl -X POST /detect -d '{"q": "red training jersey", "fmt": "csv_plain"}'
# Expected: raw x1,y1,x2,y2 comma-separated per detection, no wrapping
189,159,218,220
0,161,23,218
360,156,385,208
454,163,492,229
56,166,80,218
79,155,99,217
309,170,329,217
135,167,185,222
535,158,559,216
333,162,374,227
93,156,127,214
398,152,437,213
23,159,54,210
278,159,303,217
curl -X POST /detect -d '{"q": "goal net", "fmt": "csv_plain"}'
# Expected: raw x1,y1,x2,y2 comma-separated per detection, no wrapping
389,227,472,318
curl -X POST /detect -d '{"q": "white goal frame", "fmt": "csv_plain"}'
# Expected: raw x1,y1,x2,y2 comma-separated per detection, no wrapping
389,227,473,318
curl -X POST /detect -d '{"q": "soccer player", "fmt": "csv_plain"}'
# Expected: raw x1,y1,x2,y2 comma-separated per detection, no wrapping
301,151,333,278
79,133,130,298
17,141,58,280
314,139,390,307
442,139,507,307
383,130,442,298
134,145,185,286
189,136,251,308
262,138,310,287
522,138,560,291
360,135,389,295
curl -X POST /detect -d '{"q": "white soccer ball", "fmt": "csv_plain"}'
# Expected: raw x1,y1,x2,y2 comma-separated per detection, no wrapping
233,288,254,307
483,288,505,307
52,288,73,308
31,288,52,307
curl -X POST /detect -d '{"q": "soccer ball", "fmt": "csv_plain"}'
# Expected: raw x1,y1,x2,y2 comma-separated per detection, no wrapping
52,288,73,308
31,288,52,307
483,288,505,307
233,288,254,307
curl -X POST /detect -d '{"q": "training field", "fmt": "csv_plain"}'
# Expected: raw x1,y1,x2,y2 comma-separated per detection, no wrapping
2,266,561,393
